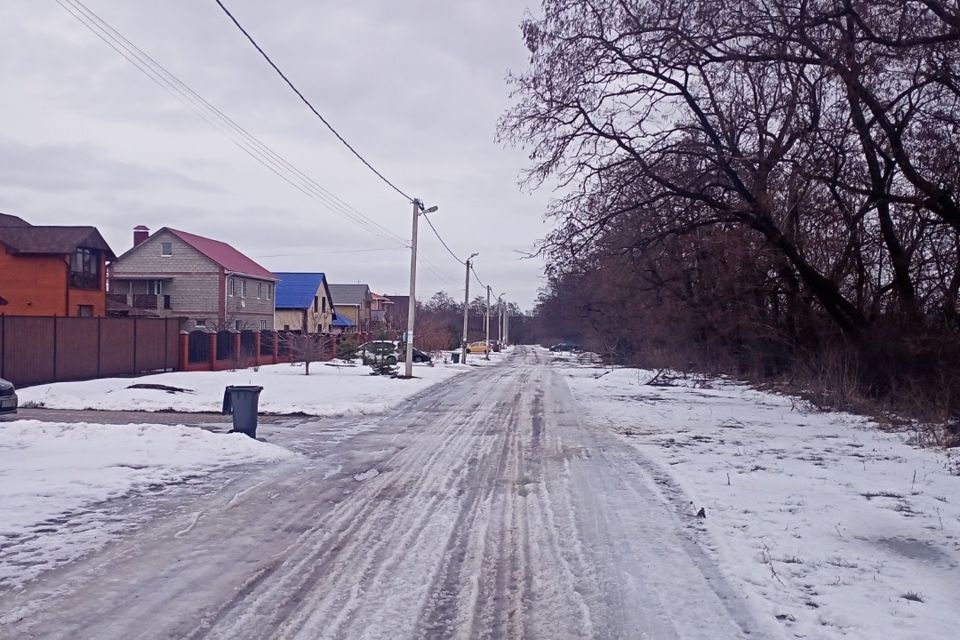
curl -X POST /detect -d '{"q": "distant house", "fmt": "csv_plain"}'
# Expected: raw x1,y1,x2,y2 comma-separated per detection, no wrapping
108,226,277,331
0,212,116,317
328,283,372,331
387,295,410,331
274,272,335,333
370,292,395,326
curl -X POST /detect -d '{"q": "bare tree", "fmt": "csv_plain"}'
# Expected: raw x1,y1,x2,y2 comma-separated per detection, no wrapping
281,332,326,376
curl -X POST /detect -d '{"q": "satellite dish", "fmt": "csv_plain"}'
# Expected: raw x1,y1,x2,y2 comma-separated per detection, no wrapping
240,299,246,309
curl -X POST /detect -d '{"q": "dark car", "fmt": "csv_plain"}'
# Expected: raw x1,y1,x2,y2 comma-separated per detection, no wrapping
0,377,17,417
397,343,433,363
549,343,581,353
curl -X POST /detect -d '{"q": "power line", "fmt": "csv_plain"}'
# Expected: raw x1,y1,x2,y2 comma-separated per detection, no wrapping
59,0,483,296
212,0,414,203
253,247,405,259
56,0,408,248
471,264,488,290
422,213,465,265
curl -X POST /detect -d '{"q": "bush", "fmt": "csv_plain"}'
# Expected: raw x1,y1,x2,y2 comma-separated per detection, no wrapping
337,338,359,360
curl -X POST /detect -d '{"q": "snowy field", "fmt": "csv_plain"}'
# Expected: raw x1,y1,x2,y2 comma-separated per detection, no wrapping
560,358,960,640
16,352,507,416
0,420,294,589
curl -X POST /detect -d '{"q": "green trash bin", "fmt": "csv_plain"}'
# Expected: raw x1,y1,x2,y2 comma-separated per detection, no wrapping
451,351,460,364
222,385,263,438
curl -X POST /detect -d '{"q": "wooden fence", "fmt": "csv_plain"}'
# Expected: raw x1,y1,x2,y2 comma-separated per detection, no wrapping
0,316,181,387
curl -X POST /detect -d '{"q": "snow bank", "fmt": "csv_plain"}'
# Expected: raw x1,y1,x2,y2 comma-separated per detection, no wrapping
16,357,504,415
0,420,293,588
562,363,960,640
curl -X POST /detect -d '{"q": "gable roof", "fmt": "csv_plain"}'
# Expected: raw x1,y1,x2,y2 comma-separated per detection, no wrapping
274,272,332,309
0,225,116,259
0,213,30,227
328,283,371,306
162,228,276,280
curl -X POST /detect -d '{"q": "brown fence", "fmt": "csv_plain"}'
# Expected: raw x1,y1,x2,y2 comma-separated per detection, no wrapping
0,316,181,387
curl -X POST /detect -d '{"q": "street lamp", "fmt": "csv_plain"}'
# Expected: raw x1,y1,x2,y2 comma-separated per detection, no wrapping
403,199,438,378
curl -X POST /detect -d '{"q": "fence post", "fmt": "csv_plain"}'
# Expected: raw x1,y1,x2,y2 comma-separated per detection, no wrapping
208,332,217,371
232,332,241,367
132,316,138,373
254,331,262,366
273,332,280,362
96,317,102,377
179,332,189,370
164,318,169,371
53,316,59,380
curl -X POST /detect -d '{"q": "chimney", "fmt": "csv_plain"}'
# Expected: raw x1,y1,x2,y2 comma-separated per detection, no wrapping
133,225,150,247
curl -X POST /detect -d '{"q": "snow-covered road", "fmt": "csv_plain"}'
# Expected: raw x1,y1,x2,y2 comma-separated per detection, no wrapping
0,348,762,639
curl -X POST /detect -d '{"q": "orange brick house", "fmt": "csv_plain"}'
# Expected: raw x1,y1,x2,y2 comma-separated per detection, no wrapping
0,212,116,317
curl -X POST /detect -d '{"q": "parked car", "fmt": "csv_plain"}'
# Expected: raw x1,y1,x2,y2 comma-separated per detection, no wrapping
0,377,17,417
395,343,433,363
549,343,581,352
358,341,400,366
467,341,490,354
409,347,432,363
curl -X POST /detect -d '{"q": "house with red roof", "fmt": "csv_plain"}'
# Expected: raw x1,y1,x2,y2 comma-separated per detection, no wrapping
108,226,277,331
0,212,116,317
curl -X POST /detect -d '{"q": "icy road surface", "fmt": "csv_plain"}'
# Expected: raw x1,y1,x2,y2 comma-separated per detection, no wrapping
0,348,762,639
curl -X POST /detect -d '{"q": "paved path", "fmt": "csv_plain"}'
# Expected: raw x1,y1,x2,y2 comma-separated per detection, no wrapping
0,348,759,639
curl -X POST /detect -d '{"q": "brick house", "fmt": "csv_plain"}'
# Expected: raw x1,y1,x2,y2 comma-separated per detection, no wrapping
0,212,116,317
108,226,277,331
274,272,335,333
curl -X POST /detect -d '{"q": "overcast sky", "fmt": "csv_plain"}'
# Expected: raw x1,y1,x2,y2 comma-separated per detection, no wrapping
0,0,552,309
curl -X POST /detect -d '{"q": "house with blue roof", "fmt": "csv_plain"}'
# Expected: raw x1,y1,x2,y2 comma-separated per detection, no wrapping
274,272,334,333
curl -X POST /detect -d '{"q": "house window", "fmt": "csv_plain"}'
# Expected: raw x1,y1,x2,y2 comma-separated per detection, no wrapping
196,319,206,328
77,304,93,318
267,284,272,300
70,248,100,290
322,297,327,313
235,320,242,331
241,280,247,298
259,320,268,330
257,283,262,299
229,278,236,297
148,280,163,295
314,296,319,313
160,242,172,257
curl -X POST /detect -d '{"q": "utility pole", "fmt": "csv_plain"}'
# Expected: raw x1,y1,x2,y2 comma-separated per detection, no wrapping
404,198,437,378
484,285,491,360
497,293,504,346
461,252,478,364
504,307,509,346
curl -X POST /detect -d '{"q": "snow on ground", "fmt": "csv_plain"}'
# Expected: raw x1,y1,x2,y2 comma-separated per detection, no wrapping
560,357,960,640
17,352,508,416
0,420,294,589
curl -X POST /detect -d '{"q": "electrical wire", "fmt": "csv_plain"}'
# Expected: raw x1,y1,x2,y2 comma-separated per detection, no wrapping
253,247,405,259
56,0,409,248
471,264,489,290
421,213,465,265
212,0,414,203
59,0,488,297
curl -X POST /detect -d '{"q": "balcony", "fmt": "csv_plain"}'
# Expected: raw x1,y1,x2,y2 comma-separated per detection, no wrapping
132,294,172,310
69,271,100,291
